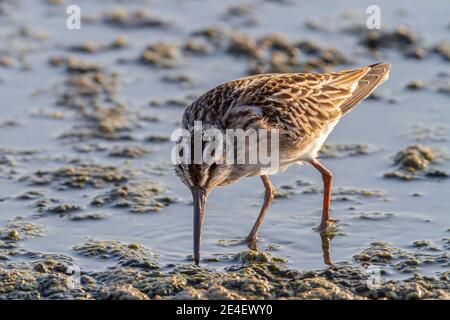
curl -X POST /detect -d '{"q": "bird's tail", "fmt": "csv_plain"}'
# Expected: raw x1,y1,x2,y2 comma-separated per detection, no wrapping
339,62,391,115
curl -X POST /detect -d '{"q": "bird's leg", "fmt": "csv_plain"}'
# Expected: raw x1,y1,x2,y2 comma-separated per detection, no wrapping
308,159,335,232
245,175,275,242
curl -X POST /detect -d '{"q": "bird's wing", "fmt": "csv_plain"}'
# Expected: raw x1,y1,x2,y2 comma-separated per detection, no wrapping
339,63,391,114
183,63,390,142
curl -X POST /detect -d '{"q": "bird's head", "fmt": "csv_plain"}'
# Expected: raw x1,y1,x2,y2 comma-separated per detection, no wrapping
175,162,232,265
173,126,233,265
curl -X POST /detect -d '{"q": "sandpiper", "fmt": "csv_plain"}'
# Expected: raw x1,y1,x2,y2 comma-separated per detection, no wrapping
175,63,391,264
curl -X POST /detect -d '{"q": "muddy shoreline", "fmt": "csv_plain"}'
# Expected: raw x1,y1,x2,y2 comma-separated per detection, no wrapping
1,235,449,299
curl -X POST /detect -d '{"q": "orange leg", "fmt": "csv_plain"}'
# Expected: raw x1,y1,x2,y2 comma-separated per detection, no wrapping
308,159,334,230
246,175,275,242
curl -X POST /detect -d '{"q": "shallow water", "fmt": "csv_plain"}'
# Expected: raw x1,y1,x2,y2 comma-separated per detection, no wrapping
0,0,449,281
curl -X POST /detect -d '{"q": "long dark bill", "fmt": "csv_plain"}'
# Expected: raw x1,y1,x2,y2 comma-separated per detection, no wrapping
192,189,206,265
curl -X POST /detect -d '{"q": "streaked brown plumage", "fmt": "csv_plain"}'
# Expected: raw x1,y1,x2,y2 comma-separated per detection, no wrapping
175,62,391,264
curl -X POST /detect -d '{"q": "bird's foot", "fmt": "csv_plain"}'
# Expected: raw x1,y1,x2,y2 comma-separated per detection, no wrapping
244,235,259,251
315,219,338,234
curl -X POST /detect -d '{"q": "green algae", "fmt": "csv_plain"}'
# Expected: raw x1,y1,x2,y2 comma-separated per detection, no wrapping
302,186,385,204
73,239,159,270
98,284,149,300
67,212,107,221
354,241,448,274
319,143,375,158
0,221,46,241
109,146,148,158
46,204,83,214
140,42,182,68
358,212,395,221
28,164,133,189
102,8,173,29
90,181,174,213
1,243,449,300
16,190,47,200
385,145,449,180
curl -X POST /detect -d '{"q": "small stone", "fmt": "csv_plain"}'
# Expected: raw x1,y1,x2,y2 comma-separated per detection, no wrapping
7,230,20,241
112,36,128,48
406,80,426,90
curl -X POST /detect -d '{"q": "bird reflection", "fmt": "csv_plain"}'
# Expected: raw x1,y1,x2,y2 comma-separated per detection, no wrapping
320,232,334,266
244,231,335,267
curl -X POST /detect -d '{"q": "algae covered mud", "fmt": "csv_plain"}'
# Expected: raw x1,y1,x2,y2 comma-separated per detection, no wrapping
0,0,449,299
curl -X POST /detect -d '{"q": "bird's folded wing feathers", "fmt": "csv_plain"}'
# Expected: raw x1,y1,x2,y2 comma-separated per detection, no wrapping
183,64,391,141
337,63,391,114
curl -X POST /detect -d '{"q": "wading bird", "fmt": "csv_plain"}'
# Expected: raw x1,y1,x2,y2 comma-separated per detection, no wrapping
175,63,391,264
